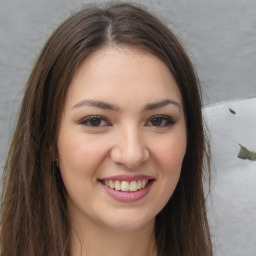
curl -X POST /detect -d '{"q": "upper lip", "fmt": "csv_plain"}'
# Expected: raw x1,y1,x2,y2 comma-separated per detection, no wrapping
99,174,155,182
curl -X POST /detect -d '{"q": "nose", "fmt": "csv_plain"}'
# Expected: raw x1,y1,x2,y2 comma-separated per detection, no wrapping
110,127,149,169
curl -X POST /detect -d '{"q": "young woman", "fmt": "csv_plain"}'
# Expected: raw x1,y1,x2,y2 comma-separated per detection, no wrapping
0,3,212,256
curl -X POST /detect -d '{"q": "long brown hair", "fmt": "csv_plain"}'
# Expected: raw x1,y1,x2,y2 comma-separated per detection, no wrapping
0,3,212,256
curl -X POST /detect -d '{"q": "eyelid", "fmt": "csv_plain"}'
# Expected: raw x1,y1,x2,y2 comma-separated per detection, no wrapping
145,114,175,127
78,115,111,128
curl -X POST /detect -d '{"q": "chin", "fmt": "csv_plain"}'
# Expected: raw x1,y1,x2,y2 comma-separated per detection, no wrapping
101,210,156,233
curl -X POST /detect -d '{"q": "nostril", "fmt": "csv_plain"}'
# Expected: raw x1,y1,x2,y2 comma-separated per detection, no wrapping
110,137,150,169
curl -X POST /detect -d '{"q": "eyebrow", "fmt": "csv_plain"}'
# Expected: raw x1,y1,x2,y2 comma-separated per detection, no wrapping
72,100,120,111
143,99,181,111
72,98,181,112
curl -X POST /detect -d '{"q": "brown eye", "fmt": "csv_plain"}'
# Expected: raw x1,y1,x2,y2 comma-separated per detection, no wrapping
79,116,110,128
147,115,174,127
89,118,102,127
151,117,164,126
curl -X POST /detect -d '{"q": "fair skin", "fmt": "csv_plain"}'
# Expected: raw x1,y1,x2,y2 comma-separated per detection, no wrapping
57,46,187,256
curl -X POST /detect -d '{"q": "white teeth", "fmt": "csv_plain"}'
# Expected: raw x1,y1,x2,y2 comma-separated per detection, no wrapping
129,181,137,192
121,181,129,191
137,180,142,189
114,180,121,191
103,179,150,192
109,180,115,189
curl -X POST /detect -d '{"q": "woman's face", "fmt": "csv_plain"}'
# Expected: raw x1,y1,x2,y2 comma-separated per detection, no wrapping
57,47,187,232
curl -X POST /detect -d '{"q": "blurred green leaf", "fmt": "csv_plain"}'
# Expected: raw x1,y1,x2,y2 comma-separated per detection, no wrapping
238,144,256,161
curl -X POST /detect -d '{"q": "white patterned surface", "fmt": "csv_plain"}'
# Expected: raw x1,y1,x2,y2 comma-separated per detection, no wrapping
204,98,256,256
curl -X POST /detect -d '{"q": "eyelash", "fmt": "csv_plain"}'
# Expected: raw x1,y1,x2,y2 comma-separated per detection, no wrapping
146,115,175,127
79,115,111,128
79,115,175,128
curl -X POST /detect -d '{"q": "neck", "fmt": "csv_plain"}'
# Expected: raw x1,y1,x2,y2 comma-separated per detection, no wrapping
69,216,157,256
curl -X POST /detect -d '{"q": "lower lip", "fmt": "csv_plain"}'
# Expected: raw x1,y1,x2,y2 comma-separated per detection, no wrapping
100,181,154,202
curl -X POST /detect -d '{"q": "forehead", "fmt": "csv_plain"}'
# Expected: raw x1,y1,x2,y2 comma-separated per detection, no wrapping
65,46,183,109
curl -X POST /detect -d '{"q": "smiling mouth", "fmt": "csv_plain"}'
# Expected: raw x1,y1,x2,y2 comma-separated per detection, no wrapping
101,179,152,192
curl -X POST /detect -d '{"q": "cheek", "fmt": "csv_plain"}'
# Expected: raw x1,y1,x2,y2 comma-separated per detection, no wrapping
57,133,107,185
148,135,186,213
151,133,187,173
57,135,109,205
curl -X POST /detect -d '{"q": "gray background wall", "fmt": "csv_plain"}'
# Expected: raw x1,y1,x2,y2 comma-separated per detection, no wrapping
1,0,256,255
